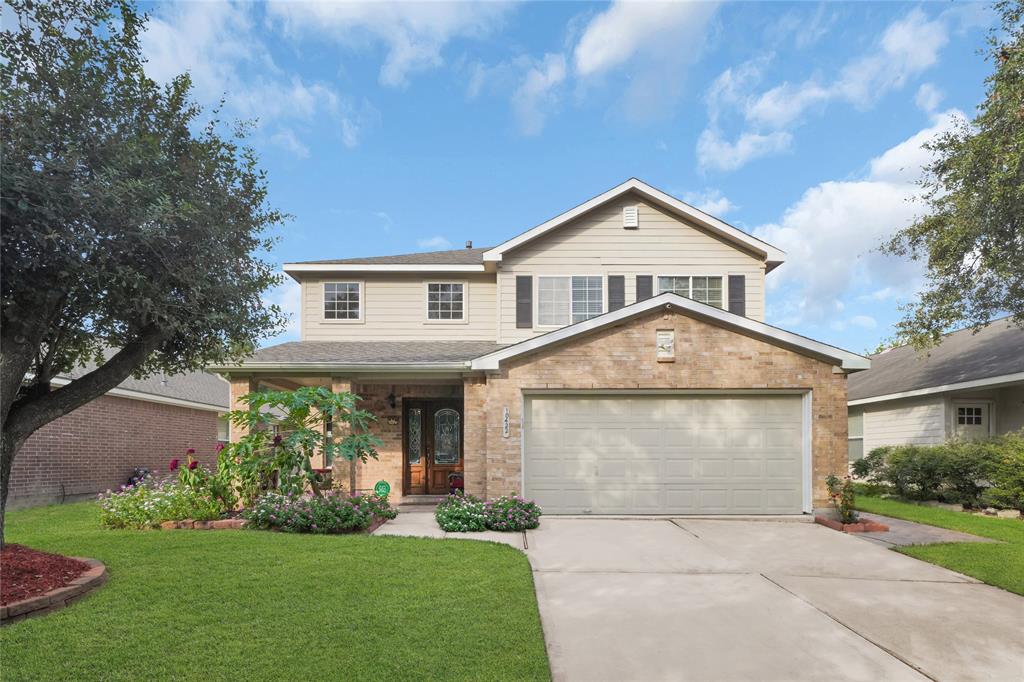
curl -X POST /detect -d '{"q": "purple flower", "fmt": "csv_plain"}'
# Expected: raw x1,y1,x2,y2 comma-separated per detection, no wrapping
215,442,225,453
169,458,180,471
273,434,283,446
188,460,198,470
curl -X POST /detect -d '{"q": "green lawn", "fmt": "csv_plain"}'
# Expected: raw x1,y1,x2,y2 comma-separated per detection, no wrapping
1,502,550,681
856,496,1024,596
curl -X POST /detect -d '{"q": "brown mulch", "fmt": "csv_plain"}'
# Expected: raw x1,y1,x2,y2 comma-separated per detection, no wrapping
0,544,90,606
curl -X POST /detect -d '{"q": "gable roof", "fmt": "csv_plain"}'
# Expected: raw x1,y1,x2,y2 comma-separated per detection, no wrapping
471,292,868,371
848,319,1024,405
482,178,786,270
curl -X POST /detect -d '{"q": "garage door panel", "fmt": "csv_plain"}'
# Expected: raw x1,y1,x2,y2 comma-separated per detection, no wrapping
524,394,805,515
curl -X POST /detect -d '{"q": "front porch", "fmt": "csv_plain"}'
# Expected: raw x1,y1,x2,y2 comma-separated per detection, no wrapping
226,374,471,502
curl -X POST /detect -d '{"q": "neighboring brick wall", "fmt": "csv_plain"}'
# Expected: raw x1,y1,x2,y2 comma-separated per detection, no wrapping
463,308,848,507
8,395,220,508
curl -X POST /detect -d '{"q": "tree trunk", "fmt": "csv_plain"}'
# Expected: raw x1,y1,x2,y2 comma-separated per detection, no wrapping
349,457,357,497
0,431,27,549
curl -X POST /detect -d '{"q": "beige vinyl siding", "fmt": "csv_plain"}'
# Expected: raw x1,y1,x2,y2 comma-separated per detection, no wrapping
497,198,767,343
300,273,497,341
996,385,1024,433
861,396,948,454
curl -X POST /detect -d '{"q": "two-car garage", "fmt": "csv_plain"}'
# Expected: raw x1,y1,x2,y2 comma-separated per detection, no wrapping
523,393,808,515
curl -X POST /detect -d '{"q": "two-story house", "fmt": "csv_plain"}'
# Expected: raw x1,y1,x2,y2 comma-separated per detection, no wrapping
212,179,869,515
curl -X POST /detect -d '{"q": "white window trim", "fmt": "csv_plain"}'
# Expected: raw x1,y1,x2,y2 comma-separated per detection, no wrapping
534,274,606,329
656,274,727,309
423,280,469,324
322,281,364,324
949,399,996,437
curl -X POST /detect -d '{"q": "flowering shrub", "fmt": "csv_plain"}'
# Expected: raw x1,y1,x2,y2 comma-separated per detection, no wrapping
243,492,396,533
484,496,542,532
435,493,487,532
825,474,859,524
99,478,222,529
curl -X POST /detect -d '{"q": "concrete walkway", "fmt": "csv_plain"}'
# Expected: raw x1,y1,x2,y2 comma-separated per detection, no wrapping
857,513,997,547
376,512,1024,682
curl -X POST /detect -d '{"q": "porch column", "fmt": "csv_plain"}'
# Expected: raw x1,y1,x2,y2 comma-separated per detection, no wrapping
228,375,258,441
330,377,355,493
463,375,488,499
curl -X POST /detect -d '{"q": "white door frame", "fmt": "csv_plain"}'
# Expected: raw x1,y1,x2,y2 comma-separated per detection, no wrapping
950,399,995,439
519,388,814,515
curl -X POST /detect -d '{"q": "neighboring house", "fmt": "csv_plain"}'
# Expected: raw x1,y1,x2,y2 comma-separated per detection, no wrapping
211,178,869,515
8,368,230,508
848,320,1024,460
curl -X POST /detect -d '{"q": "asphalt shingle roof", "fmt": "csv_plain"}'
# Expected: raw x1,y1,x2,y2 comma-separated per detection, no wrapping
245,341,507,365
292,247,491,266
848,319,1024,401
61,365,230,410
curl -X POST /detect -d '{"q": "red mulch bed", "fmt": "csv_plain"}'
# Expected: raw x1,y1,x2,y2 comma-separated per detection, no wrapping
1,544,90,606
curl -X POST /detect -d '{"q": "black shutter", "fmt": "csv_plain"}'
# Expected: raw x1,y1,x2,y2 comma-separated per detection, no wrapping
728,275,746,316
608,276,625,311
516,276,533,328
636,275,653,302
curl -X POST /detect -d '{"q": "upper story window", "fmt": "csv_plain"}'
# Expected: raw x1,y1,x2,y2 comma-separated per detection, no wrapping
427,282,465,321
538,276,603,326
324,282,361,320
657,275,723,308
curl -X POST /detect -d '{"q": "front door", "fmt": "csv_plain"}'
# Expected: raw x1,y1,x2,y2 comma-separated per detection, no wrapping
404,399,463,495
954,403,991,441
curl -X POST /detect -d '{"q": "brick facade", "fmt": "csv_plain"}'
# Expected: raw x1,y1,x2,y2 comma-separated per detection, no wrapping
462,308,848,507
8,395,221,508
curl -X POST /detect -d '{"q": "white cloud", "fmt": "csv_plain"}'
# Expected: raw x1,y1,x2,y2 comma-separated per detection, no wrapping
752,111,962,323
269,129,310,159
572,1,719,119
682,189,735,216
142,2,369,151
868,110,963,183
513,54,567,136
417,236,453,250
696,129,792,172
267,1,514,87
915,83,945,113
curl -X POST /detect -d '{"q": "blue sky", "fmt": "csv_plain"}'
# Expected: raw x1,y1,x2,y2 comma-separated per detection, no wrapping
139,1,994,352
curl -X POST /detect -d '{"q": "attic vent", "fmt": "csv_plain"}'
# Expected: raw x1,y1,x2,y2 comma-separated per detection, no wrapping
622,205,639,229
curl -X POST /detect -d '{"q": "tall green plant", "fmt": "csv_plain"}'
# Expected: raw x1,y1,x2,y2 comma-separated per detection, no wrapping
223,387,382,504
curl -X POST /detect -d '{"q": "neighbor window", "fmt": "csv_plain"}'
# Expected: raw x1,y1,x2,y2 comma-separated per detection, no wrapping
657,275,723,308
957,407,983,425
324,282,361,320
538,276,603,326
847,412,864,462
426,282,464,320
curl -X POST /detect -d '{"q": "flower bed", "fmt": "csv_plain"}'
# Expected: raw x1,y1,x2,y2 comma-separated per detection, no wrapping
1,545,108,625
436,494,542,532
243,491,397,534
814,515,890,533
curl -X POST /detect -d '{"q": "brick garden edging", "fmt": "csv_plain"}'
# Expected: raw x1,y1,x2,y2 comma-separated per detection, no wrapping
815,515,889,533
1,558,107,626
159,518,247,530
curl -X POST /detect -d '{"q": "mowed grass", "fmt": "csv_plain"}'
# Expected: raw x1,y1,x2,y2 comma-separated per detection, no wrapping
1,502,550,681
856,496,1024,595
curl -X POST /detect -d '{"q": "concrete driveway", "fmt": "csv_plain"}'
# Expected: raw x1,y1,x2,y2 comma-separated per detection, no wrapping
528,518,1024,682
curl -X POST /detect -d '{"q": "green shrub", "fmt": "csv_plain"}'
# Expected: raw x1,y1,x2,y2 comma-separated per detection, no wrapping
99,478,222,529
243,492,395,533
435,493,487,532
825,474,859,523
483,496,542,532
858,431,1024,509
985,432,1024,512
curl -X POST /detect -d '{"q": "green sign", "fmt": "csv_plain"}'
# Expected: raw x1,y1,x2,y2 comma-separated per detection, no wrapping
373,480,391,498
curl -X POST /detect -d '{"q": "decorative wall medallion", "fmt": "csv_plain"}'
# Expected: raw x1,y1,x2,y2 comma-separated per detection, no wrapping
502,407,510,438
656,329,675,362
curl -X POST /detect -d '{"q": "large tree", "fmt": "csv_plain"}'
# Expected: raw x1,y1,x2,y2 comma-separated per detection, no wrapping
0,0,286,545
882,0,1023,347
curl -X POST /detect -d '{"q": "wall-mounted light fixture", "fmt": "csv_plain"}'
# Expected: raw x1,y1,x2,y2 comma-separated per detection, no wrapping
387,391,397,409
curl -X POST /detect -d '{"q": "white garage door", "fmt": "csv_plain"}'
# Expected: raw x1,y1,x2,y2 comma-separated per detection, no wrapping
524,394,806,515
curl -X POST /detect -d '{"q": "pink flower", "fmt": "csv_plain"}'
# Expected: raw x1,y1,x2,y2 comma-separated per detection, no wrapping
188,460,198,470
169,458,180,471
186,448,196,455
215,443,225,453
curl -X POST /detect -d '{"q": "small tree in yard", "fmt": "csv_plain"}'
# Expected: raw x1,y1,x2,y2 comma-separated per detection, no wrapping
223,387,383,505
881,1,1024,347
0,0,286,545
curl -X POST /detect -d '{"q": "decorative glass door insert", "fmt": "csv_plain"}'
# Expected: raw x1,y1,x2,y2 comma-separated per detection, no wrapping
434,408,460,464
